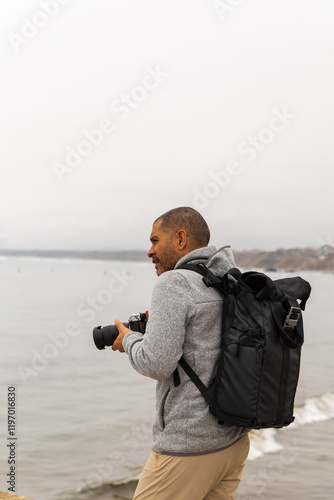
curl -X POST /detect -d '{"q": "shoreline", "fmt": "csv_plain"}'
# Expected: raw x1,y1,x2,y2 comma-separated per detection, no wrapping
1,248,333,273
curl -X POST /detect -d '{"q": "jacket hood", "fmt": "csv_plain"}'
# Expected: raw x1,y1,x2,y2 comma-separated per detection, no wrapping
175,245,236,278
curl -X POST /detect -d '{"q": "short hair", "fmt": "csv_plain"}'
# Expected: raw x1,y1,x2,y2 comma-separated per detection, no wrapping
154,207,210,248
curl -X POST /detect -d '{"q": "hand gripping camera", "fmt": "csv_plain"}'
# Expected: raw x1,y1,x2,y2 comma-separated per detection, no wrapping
92,312,147,350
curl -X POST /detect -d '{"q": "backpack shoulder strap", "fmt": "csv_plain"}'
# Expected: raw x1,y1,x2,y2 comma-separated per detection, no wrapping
177,262,219,285
173,263,239,391
178,357,208,395
176,262,239,341
177,262,241,293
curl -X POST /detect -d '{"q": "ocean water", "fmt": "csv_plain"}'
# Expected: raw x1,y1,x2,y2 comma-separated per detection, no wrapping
0,257,333,500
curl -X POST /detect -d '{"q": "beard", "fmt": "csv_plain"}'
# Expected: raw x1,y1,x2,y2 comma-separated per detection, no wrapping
155,243,179,276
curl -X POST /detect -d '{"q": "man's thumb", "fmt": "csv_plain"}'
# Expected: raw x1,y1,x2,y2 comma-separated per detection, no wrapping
114,319,124,332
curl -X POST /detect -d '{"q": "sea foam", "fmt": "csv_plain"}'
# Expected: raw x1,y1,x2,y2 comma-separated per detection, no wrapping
293,392,334,426
248,392,334,460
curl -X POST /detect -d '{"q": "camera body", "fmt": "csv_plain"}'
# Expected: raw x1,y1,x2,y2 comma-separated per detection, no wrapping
93,312,147,350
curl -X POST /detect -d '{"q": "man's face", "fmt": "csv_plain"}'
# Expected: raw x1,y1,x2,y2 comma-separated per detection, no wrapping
147,220,180,276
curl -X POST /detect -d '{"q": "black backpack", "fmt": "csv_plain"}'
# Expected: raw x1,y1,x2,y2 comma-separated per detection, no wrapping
174,264,311,429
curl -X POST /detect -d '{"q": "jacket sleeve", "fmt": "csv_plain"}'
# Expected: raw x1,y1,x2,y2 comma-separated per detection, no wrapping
123,271,194,380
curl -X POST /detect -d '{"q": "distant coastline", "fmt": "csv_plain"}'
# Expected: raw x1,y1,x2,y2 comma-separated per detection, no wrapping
0,249,147,262
1,246,333,272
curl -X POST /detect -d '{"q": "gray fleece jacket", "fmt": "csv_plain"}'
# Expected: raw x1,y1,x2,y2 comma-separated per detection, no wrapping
123,245,248,456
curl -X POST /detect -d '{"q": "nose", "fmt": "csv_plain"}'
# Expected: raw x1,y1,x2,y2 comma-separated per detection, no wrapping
147,245,155,259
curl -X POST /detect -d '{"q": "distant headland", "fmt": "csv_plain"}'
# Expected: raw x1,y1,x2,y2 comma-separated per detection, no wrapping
0,246,333,272
233,245,334,272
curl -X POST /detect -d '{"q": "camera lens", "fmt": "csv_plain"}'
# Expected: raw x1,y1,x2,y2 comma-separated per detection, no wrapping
93,324,129,350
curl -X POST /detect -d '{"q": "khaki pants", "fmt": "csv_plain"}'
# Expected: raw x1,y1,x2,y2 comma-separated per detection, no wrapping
133,433,250,500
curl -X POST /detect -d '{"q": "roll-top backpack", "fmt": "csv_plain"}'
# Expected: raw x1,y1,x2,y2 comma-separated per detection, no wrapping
174,264,311,429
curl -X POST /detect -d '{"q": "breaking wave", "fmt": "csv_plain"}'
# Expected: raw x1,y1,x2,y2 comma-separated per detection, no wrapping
58,393,334,498
248,391,334,460
293,392,334,426
58,474,140,500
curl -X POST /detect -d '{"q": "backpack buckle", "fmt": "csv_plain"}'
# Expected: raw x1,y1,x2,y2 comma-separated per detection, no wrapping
284,307,301,330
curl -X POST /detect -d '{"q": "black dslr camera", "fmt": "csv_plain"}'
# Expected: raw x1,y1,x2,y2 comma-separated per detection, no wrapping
93,312,147,350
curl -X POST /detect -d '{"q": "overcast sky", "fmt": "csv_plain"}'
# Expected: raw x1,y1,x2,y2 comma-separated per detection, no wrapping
0,0,333,251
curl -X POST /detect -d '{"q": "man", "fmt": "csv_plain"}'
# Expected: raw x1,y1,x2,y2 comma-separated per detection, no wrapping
112,207,249,500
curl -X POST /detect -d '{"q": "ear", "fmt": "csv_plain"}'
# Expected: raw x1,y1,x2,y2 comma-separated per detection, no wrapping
176,229,188,250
